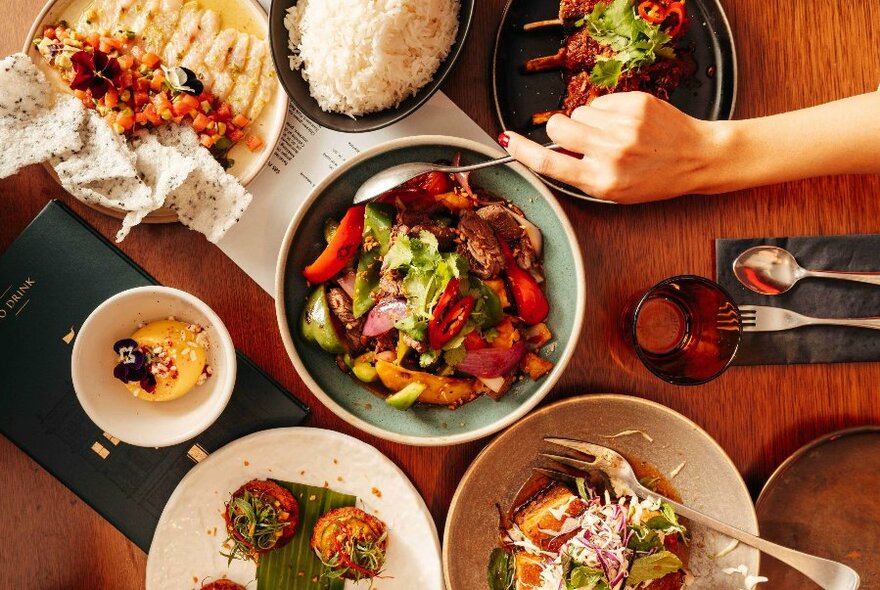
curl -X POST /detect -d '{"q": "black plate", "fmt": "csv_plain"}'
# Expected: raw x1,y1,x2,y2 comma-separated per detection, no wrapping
493,0,737,200
269,0,474,133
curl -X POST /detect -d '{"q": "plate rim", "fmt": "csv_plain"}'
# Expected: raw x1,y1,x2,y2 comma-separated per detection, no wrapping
491,0,739,202
755,425,880,511
273,134,586,447
268,0,475,133
22,0,289,223
442,393,761,588
144,426,443,588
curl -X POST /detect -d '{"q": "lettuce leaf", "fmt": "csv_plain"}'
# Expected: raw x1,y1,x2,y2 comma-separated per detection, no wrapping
626,551,683,586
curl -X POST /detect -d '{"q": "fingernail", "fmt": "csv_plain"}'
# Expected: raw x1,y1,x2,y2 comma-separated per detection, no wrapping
498,132,510,148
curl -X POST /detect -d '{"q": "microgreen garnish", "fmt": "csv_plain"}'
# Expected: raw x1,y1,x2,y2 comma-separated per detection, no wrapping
318,530,388,583
221,489,291,564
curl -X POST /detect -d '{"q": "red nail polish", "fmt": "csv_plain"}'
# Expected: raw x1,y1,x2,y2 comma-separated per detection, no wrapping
498,132,510,148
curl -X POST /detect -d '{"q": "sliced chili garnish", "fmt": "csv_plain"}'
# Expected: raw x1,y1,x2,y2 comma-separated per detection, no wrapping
429,295,475,350
332,537,380,578
428,278,475,350
303,205,365,284
498,239,549,326
222,504,258,556
637,0,667,24
663,2,686,37
432,278,460,323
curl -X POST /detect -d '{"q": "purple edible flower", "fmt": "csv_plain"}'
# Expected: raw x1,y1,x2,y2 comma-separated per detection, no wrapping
112,338,149,385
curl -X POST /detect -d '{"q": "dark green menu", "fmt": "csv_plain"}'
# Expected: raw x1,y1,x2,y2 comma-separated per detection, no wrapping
0,201,309,552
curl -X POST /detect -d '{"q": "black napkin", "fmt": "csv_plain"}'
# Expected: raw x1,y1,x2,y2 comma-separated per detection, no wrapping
716,234,880,365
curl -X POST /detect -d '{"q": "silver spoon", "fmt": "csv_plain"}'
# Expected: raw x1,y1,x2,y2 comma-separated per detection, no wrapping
352,143,560,204
733,245,880,295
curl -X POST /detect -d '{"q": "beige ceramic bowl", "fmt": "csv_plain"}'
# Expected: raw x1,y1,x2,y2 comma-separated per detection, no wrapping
443,394,760,589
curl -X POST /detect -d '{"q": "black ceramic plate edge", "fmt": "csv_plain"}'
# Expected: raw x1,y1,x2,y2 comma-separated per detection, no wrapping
269,0,475,133
492,0,738,201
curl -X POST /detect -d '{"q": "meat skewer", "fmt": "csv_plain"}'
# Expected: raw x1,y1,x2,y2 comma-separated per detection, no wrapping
523,18,563,31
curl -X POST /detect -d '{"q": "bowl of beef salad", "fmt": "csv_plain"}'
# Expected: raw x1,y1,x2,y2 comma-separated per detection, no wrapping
276,136,585,446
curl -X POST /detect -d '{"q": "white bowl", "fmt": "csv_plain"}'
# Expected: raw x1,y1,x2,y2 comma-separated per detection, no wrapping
71,286,237,447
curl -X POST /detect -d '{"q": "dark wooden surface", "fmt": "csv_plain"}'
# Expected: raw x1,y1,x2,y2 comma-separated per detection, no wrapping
2,1,880,588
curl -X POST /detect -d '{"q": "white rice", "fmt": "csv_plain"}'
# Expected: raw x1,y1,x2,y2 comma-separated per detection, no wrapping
285,0,460,117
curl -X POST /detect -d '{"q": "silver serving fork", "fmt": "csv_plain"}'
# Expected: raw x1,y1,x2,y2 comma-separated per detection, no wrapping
739,305,880,332
540,437,860,590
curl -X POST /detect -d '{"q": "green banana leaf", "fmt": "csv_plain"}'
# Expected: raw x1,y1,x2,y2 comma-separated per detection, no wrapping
256,480,357,590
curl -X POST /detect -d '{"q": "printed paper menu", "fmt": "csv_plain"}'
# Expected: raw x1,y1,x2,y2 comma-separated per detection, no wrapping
217,92,497,294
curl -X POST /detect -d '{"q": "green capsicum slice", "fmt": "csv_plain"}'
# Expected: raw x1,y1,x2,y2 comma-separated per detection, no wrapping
300,284,347,354
353,202,394,318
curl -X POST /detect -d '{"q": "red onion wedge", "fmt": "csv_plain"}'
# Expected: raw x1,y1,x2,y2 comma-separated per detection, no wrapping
451,152,475,199
337,271,356,299
362,298,407,337
457,340,526,378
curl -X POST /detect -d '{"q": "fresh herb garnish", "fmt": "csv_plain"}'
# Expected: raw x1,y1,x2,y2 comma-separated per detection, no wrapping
221,489,291,564
318,530,388,583
584,0,676,88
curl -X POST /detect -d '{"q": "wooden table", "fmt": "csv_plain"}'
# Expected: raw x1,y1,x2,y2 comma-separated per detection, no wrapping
2,1,879,587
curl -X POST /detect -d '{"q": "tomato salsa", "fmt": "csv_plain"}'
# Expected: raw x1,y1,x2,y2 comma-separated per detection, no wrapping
34,23,263,166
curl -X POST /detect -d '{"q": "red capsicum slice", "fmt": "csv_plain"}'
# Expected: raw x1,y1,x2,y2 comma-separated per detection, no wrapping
637,0,667,24
303,205,365,284
663,2,686,37
428,278,475,350
499,239,549,326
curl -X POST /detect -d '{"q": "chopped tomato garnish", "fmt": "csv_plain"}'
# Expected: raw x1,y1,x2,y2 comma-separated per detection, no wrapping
232,114,250,128
140,52,161,69
303,206,366,284
245,134,263,151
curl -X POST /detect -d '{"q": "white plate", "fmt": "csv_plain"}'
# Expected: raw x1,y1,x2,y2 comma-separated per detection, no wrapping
146,427,442,589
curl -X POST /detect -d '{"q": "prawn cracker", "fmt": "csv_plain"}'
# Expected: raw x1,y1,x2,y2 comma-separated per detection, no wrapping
154,125,252,243
0,54,85,178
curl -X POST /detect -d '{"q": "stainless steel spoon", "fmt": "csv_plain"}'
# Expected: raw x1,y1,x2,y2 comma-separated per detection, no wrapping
733,245,880,295
352,143,560,204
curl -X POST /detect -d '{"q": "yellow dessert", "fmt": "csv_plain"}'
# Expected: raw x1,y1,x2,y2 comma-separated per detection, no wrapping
112,319,211,402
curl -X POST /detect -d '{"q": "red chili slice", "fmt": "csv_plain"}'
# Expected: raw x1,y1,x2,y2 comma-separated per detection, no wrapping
303,206,365,284
429,295,475,350
637,0,667,24
663,2,687,37
498,239,549,326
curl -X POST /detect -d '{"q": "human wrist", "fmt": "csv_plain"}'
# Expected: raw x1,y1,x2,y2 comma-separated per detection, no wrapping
688,119,748,195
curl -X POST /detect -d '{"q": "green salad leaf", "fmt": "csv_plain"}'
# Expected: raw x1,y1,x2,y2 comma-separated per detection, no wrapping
567,566,610,590
645,502,687,536
627,523,663,553
385,231,469,341
626,550,683,586
584,0,675,88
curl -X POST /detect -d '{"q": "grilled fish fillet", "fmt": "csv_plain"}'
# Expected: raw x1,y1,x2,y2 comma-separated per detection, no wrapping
76,0,276,122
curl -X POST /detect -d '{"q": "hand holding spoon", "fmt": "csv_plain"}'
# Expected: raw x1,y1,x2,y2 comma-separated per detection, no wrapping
733,245,880,295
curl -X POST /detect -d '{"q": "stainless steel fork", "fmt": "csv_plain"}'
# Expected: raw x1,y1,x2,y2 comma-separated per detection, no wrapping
739,305,880,332
541,437,861,590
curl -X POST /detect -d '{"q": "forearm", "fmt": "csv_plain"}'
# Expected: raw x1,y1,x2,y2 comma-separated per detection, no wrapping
696,91,880,194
